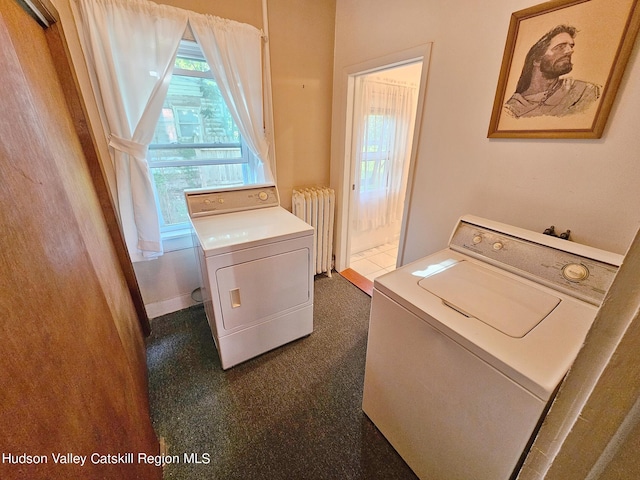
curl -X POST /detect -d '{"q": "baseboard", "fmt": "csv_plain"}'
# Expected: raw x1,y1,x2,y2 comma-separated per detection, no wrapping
146,293,199,319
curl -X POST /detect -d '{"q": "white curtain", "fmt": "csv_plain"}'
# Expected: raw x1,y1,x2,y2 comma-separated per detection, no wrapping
353,78,416,233
76,0,189,261
189,15,273,183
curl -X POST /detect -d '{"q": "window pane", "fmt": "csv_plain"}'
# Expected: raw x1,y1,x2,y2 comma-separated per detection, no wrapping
359,114,394,193
176,107,200,139
175,56,210,73
362,114,397,153
151,75,240,148
149,146,244,165
155,108,177,143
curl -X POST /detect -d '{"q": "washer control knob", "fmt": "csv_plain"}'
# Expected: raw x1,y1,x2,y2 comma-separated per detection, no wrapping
492,242,504,251
258,191,268,201
472,235,483,244
562,263,589,282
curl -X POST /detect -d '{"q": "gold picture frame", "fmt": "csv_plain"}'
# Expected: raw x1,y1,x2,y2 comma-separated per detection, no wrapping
488,0,640,139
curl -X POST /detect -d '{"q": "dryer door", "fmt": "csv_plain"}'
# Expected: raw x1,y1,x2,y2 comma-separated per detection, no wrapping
214,242,312,332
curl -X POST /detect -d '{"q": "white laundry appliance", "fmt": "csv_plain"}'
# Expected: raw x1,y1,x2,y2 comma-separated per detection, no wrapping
362,215,622,480
185,185,314,370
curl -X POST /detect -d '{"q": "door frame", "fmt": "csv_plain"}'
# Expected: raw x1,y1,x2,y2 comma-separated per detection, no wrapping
335,43,432,272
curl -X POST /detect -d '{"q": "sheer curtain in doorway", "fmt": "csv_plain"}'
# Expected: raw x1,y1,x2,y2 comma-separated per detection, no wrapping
352,78,416,234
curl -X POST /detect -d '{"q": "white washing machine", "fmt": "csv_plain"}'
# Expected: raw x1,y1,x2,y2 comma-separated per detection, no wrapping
362,215,622,480
185,185,314,370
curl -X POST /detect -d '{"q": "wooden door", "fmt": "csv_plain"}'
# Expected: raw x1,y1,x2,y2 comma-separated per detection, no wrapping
0,1,161,478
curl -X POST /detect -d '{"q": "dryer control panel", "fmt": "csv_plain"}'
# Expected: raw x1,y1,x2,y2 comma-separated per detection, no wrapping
185,185,279,218
449,216,622,306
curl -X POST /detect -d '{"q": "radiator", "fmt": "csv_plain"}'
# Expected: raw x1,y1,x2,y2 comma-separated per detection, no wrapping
292,187,335,277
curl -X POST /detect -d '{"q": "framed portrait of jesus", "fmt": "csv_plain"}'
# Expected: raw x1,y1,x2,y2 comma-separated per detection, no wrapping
488,0,640,139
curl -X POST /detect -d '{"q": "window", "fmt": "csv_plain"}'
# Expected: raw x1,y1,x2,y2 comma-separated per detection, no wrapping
359,113,395,192
149,41,263,233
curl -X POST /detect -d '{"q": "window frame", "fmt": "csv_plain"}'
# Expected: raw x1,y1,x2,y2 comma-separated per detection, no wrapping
148,43,255,239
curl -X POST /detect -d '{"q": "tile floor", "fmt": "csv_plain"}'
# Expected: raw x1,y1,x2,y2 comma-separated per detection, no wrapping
349,241,399,282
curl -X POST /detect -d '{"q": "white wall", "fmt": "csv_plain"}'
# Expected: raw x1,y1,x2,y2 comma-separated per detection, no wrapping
132,248,201,318
331,0,640,267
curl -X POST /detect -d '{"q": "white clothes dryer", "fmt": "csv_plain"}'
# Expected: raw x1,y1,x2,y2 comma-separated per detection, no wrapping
362,215,622,480
186,185,314,369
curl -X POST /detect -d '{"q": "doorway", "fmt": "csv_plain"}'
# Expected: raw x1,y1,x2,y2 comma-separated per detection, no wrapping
345,61,422,283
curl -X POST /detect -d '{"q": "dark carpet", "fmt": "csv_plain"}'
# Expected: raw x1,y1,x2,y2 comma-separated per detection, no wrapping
146,272,418,480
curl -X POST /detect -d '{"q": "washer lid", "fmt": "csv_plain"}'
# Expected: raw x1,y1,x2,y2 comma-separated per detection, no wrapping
418,261,560,338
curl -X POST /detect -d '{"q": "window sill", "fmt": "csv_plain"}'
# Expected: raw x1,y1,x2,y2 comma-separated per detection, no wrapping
161,228,195,253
